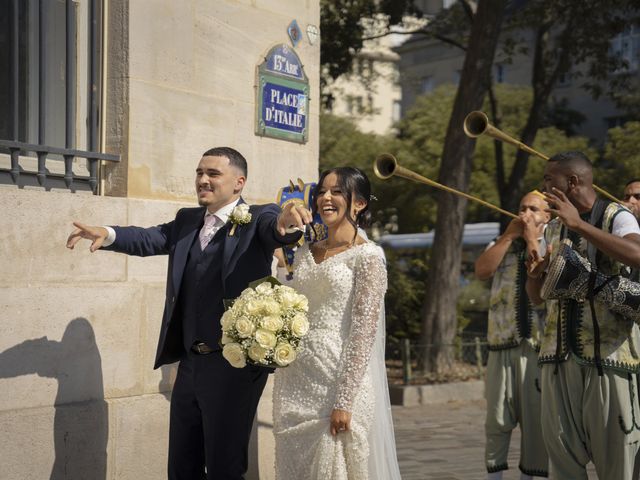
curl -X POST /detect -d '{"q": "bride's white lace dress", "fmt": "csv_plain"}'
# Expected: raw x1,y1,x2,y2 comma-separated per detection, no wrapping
273,241,401,480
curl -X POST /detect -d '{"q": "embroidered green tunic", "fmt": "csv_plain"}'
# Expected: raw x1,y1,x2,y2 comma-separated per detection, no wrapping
539,203,640,374
487,241,545,351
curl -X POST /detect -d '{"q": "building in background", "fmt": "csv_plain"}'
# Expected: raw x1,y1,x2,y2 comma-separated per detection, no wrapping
321,0,459,135
394,19,639,143
321,17,407,135
0,1,319,479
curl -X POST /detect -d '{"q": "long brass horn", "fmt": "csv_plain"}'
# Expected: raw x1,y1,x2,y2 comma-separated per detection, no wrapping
463,111,621,203
464,111,548,160
373,153,517,219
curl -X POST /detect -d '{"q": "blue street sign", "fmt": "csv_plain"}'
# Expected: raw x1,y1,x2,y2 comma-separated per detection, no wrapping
256,45,309,143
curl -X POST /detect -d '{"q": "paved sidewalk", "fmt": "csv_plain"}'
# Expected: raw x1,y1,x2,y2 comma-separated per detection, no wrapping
393,400,597,480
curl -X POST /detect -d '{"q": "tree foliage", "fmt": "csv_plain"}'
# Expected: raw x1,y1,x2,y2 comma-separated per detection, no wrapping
385,250,429,341
488,0,640,215
320,0,640,216
601,121,640,194
318,0,640,358
320,0,419,87
320,85,596,231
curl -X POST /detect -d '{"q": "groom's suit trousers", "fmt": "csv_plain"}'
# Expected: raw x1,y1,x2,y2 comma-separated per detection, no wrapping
169,352,268,480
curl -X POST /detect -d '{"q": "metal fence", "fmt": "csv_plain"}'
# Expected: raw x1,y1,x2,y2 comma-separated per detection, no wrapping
386,336,489,385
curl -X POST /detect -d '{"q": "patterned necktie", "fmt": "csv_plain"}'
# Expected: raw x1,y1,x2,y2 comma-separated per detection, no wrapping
199,214,220,250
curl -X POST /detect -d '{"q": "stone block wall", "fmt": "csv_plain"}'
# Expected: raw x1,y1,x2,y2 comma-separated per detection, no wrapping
0,1,319,477
0,186,278,479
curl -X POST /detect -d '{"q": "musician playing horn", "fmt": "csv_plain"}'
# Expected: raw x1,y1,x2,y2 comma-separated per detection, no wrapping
526,151,640,480
475,191,550,480
622,178,640,222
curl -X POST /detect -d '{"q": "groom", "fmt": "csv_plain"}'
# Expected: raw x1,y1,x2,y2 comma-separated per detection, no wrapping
66,147,310,479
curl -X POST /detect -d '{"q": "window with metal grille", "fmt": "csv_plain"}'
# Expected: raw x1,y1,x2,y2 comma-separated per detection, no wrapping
0,0,119,193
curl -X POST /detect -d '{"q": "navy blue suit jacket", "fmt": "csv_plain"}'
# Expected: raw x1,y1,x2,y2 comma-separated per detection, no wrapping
105,200,300,368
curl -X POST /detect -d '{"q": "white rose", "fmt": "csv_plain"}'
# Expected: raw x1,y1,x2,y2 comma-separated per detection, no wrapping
255,328,277,349
232,204,251,223
278,289,298,309
277,285,295,294
234,203,250,216
261,315,284,332
248,342,269,363
290,314,310,337
220,310,235,331
294,294,309,312
234,317,255,338
241,287,254,296
222,343,246,368
273,343,296,367
263,299,281,316
255,282,274,295
230,298,245,316
221,332,234,345
245,300,262,316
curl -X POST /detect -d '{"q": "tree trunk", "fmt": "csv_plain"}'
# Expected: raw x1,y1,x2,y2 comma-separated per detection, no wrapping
420,0,508,373
501,22,573,215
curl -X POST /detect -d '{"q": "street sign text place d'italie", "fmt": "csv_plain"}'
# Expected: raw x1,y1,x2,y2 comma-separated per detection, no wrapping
255,44,309,144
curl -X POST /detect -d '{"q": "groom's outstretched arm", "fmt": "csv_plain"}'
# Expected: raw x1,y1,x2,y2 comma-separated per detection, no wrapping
67,219,173,256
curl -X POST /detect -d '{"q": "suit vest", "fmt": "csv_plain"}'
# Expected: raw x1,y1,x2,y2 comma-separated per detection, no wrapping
175,226,226,352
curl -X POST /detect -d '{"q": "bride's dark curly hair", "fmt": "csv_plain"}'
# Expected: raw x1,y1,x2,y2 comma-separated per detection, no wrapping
313,167,373,230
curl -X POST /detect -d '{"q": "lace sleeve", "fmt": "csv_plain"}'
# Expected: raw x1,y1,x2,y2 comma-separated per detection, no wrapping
334,250,388,412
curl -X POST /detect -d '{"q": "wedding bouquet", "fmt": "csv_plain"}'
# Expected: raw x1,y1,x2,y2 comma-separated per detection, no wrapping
221,277,310,368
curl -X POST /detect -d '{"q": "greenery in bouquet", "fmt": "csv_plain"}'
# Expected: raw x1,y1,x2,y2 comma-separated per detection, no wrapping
221,277,310,368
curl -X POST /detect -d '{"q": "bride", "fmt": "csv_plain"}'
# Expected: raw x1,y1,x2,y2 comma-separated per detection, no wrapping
273,167,402,480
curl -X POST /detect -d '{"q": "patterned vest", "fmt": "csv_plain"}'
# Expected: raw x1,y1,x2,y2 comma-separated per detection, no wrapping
487,241,545,351
539,202,640,373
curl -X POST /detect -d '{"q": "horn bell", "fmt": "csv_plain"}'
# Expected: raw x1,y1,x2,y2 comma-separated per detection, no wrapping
463,111,489,138
373,153,398,180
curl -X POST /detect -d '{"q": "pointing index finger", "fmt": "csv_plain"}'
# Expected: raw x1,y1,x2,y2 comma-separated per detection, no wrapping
72,221,90,232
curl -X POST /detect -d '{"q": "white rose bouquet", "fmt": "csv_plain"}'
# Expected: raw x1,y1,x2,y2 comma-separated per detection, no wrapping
221,276,310,368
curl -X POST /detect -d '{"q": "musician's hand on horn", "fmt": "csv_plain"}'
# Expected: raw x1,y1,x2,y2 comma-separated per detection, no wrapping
521,214,539,255
544,188,581,231
503,217,524,241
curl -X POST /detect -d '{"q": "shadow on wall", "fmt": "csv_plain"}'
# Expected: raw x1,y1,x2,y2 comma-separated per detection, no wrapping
0,318,107,479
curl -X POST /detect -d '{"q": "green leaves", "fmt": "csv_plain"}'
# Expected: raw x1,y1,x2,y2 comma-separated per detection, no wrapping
320,0,419,86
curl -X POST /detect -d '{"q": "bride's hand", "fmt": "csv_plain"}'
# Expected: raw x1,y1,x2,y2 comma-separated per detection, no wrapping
330,409,352,436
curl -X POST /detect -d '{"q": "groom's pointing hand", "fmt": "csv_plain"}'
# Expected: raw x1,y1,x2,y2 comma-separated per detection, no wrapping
66,222,109,252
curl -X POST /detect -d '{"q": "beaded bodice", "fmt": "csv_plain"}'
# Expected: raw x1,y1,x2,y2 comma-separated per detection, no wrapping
287,241,387,411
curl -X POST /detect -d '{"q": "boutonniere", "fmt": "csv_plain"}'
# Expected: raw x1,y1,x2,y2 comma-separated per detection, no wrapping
228,204,252,236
